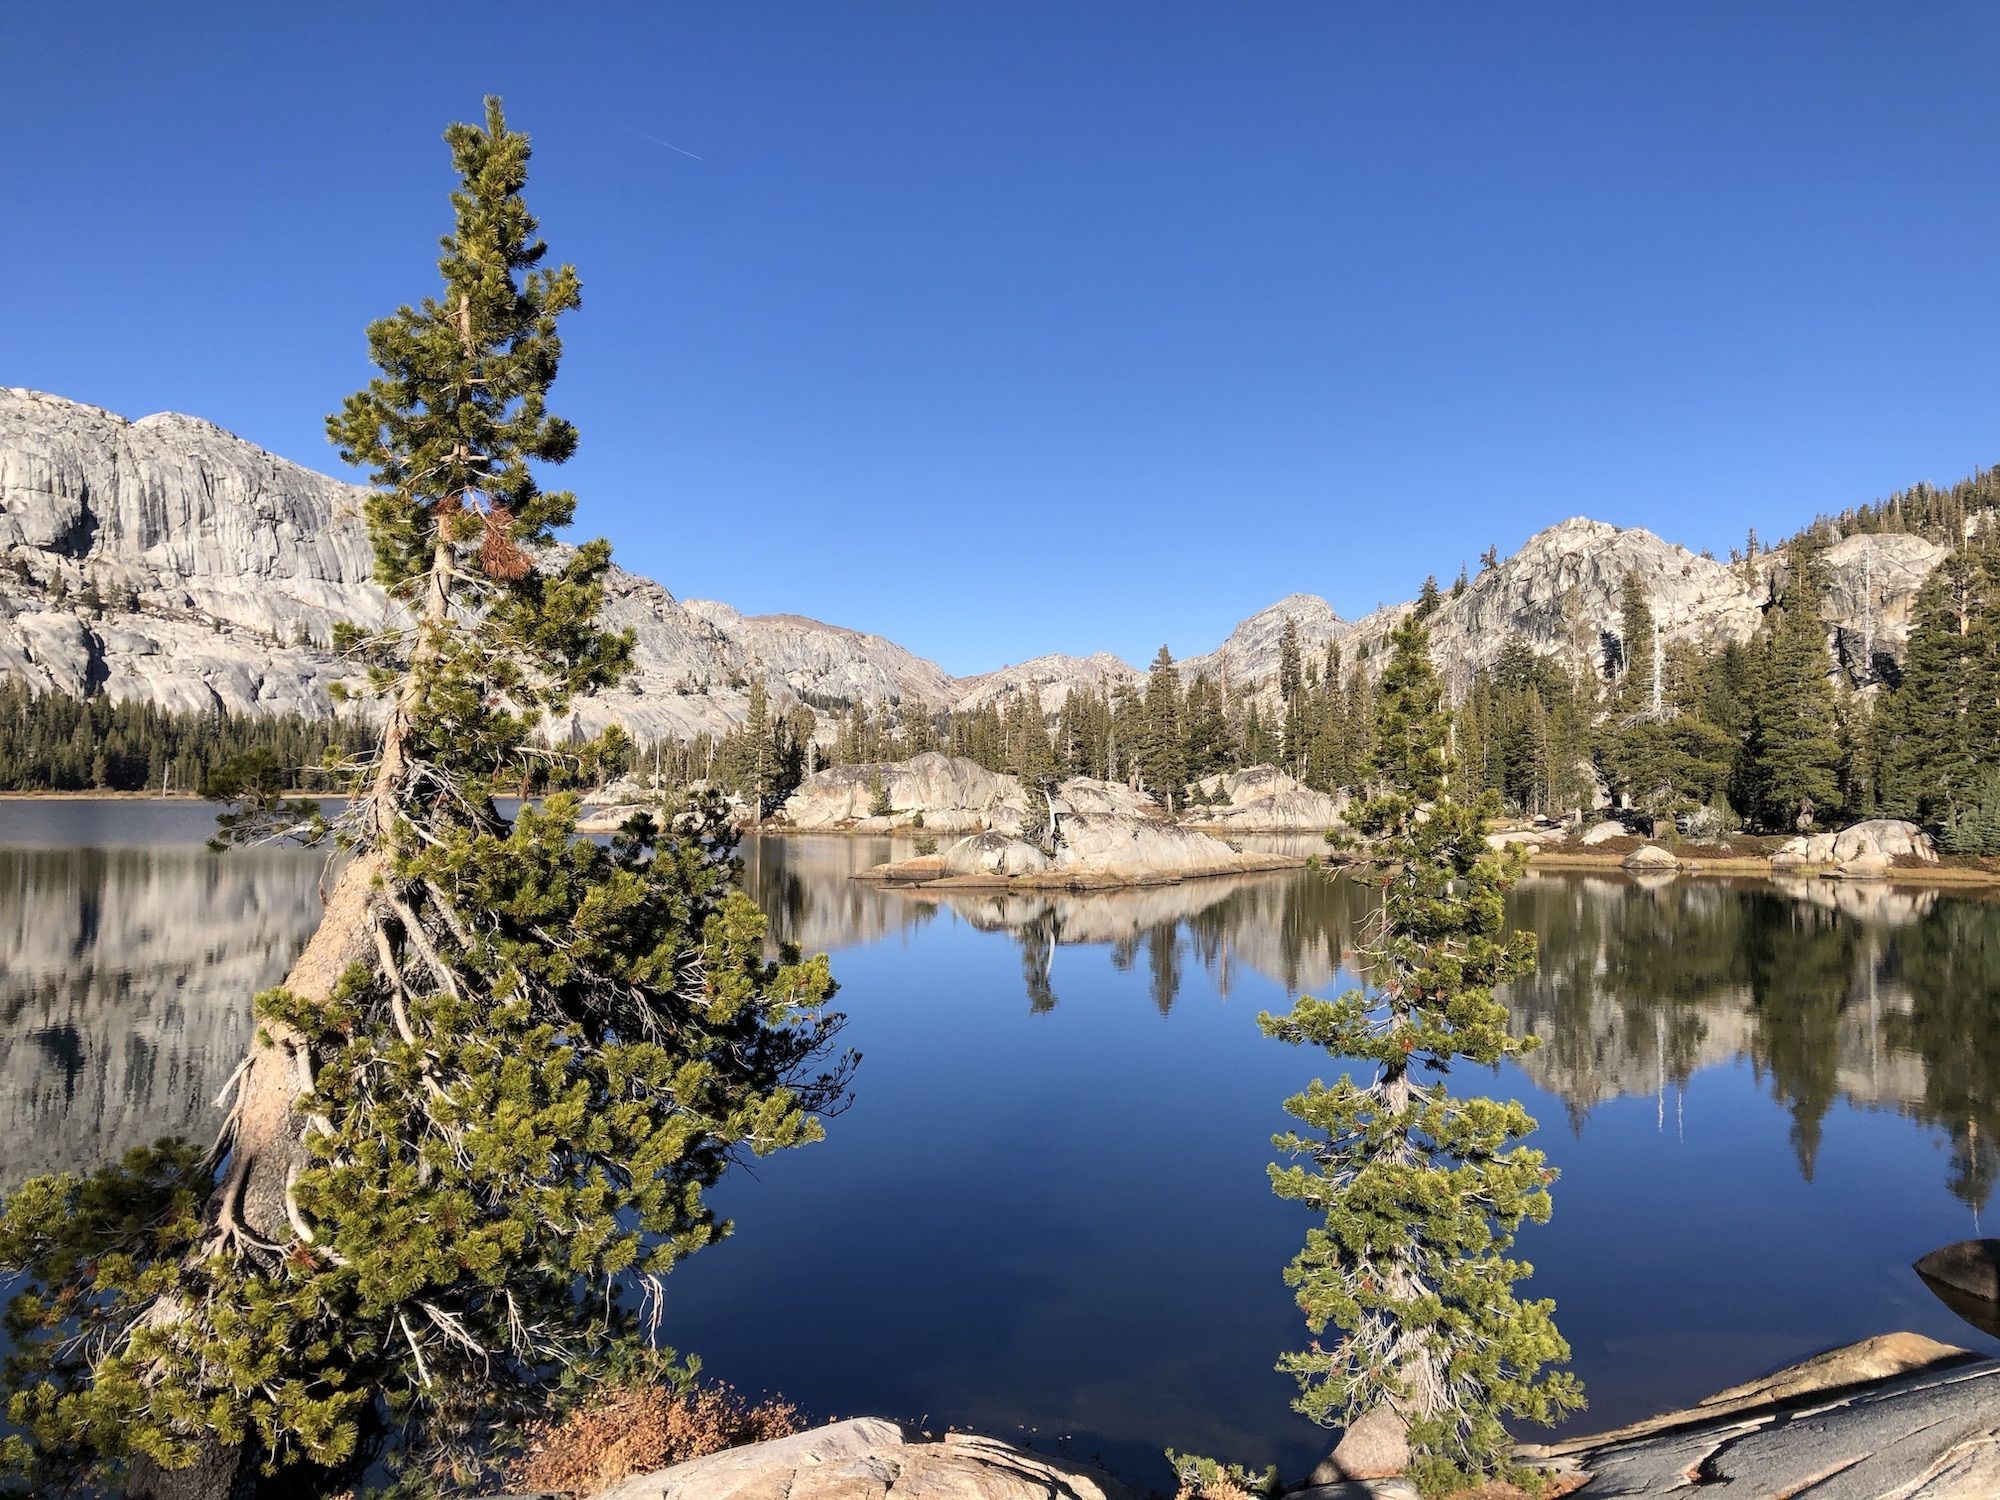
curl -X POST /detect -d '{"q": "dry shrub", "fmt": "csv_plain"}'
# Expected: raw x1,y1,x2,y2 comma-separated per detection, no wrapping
1174,1482,1254,1500
509,1378,803,1494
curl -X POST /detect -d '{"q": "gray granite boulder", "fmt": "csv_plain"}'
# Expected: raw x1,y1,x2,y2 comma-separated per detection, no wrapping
589,1417,1129,1499
942,831,1052,878
1523,1332,1992,1499
1187,765,1348,831
1774,819,1938,867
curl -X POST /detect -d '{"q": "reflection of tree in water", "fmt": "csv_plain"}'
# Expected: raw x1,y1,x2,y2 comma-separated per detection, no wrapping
889,862,2000,1202
1147,923,1182,1016
1504,878,1719,1133
1739,892,1871,1181
1507,872,2000,1203
1018,911,1059,1015
1882,902,2000,1211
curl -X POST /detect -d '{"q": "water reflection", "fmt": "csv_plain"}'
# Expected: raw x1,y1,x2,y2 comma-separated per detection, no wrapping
1506,873,2000,1208
739,837,2000,1210
7,823,2000,1476
8,830,1999,1214
0,844,325,1189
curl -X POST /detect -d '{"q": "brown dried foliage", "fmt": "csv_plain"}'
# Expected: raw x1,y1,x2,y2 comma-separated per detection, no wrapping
508,1379,804,1494
478,507,533,580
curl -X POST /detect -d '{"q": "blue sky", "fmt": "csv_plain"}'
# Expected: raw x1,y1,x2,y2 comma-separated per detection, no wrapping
6,4,2000,675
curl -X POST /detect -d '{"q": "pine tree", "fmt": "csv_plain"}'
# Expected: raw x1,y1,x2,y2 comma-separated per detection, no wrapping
1259,613,1582,1493
1142,645,1186,811
1736,541,1842,830
1880,539,2000,832
742,674,773,813
1279,617,1304,704
1616,571,1656,712
0,100,850,1499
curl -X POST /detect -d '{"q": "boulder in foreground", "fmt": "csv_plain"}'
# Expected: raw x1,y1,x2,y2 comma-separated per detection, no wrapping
587,1416,1129,1499
1521,1331,1991,1498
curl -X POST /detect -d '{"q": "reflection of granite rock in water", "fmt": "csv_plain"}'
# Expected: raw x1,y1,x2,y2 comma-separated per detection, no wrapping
1768,874,1938,925
0,846,322,1187
888,867,1359,999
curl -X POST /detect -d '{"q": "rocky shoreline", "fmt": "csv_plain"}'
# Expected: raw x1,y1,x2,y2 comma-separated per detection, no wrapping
509,1331,2000,1499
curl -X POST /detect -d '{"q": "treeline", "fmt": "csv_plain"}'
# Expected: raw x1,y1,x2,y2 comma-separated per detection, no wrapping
664,644,1306,814
674,528,2000,851
0,679,378,793
16,529,1995,847
1784,464,2000,551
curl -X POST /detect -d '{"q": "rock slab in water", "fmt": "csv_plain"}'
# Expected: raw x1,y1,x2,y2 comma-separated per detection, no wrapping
1915,1239,2000,1304
588,1417,1130,1499
942,831,1051,878
1621,843,1679,870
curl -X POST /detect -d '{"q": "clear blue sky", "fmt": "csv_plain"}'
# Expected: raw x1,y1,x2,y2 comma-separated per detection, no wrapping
6,4,2000,675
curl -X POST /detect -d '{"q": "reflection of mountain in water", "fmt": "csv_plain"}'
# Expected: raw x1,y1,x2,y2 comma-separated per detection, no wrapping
8,828,2000,1210
0,845,324,1188
739,834,940,954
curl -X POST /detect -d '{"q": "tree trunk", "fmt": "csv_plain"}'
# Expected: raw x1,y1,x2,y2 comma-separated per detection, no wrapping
132,531,457,1492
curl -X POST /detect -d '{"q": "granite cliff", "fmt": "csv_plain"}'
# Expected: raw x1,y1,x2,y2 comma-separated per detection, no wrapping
0,389,1961,736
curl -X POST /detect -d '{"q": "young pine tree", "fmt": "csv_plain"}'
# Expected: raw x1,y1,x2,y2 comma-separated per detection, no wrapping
0,100,850,1500
1259,613,1582,1494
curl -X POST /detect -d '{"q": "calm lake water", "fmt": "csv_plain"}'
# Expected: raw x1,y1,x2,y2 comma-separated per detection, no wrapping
4,800,1998,1488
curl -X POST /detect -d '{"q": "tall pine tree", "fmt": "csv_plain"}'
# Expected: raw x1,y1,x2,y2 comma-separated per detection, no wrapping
1735,541,1842,830
1259,614,1581,1493
0,100,850,1499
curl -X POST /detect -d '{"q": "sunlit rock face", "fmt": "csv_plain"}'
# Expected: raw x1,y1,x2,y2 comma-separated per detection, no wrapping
1187,764,1347,831
776,753,1162,834
950,652,1142,715
1,390,1955,733
0,391,955,742
0,844,322,1187
1178,592,1348,692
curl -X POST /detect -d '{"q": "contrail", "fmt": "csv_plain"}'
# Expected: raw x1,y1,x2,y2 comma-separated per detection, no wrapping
620,125,705,161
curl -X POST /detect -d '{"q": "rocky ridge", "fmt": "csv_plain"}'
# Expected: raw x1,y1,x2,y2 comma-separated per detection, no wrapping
0,390,1963,737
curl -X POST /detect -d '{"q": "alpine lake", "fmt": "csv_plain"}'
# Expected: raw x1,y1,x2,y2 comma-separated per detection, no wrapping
4,799,1998,1490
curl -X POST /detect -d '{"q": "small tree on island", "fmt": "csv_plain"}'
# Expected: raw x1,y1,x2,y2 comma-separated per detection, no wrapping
1257,612,1582,1495
0,99,850,1500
